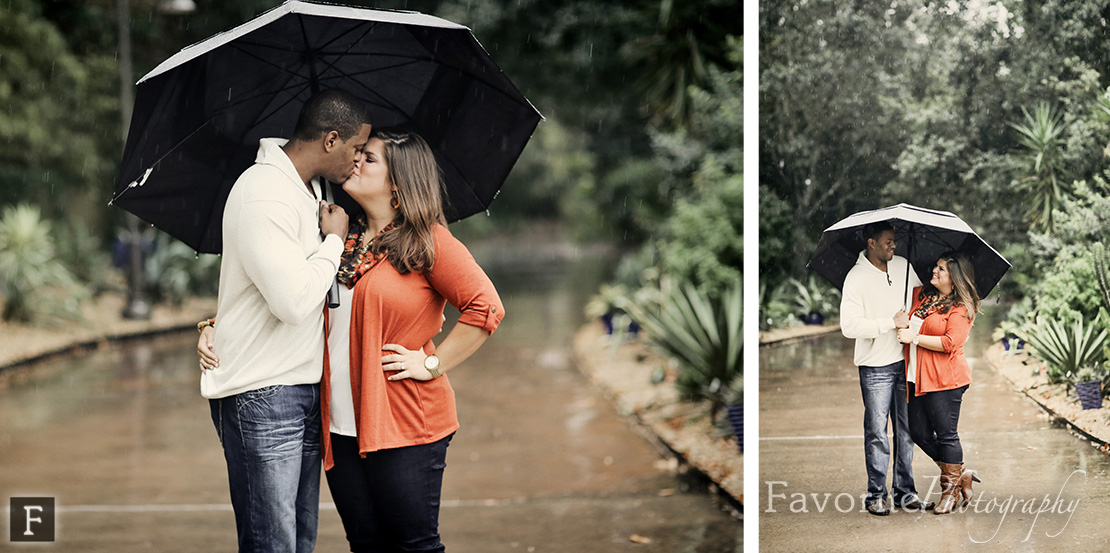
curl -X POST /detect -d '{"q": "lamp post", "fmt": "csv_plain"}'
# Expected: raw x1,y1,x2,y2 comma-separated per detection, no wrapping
117,0,195,319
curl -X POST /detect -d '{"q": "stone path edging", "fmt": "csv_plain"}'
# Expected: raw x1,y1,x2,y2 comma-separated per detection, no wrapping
984,344,1110,453
571,323,742,514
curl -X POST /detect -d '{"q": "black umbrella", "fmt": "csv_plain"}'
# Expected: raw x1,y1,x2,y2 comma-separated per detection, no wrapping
110,0,542,254
807,203,1010,303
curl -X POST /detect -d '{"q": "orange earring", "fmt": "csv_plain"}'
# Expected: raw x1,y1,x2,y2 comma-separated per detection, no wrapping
390,191,400,210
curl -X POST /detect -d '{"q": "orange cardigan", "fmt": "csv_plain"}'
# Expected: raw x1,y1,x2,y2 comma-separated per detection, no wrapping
904,286,972,397
322,224,504,469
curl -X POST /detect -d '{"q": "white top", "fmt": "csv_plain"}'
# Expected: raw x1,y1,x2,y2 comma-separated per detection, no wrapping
327,284,358,436
840,252,921,368
906,315,924,383
201,138,343,398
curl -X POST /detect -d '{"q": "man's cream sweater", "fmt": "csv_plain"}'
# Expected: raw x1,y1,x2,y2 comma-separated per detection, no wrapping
202,138,343,399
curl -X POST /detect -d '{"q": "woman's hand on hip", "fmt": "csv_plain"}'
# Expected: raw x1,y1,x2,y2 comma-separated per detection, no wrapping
382,343,432,381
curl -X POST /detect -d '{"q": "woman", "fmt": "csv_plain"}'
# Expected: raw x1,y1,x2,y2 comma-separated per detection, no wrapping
896,252,981,515
201,128,504,552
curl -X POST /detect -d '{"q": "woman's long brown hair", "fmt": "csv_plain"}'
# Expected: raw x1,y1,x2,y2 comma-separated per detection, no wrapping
368,129,447,274
923,252,981,323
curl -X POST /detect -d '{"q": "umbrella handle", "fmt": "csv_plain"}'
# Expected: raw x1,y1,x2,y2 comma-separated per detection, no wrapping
328,278,340,309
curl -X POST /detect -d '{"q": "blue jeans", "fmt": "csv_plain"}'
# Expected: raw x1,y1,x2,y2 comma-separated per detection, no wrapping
325,433,453,553
859,361,918,502
210,383,322,553
907,382,967,464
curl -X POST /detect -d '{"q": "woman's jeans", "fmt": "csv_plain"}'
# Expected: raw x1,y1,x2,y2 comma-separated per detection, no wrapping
210,383,321,553
908,382,968,464
859,361,918,503
326,433,453,553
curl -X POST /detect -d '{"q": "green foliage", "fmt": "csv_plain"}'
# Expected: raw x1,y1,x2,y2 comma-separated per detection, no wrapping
54,219,117,296
657,166,741,294
759,279,800,331
0,204,87,323
1094,242,1110,314
493,119,594,221
618,277,741,417
1015,312,1110,385
0,2,119,223
790,275,840,318
1009,103,1069,232
143,232,220,305
621,0,740,130
1032,249,1100,323
1023,177,1110,322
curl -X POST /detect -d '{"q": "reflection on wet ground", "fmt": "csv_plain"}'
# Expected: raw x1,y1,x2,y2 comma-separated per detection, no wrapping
0,238,741,552
760,305,1110,551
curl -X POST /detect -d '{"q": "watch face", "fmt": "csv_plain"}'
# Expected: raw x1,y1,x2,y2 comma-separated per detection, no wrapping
425,355,440,370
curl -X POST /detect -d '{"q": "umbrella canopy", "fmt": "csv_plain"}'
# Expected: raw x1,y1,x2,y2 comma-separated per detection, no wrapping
807,203,1010,299
111,0,542,254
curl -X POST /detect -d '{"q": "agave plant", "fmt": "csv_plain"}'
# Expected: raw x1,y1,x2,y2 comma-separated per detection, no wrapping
618,277,741,418
143,231,220,305
790,275,840,324
1014,312,1109,385
1009,102,1068,233
0,204,86,323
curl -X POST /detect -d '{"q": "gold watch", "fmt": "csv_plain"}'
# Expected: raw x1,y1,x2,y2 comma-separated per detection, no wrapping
424,354,442,378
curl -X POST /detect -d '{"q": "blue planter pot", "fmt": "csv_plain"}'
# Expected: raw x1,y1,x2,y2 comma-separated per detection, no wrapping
803,312,824,325
1078,380,1102,410
726,403,743,454
600,313,614,334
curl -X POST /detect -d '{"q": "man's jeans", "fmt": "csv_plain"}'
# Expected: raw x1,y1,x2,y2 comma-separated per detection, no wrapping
210,383,321,553
859,361,918,503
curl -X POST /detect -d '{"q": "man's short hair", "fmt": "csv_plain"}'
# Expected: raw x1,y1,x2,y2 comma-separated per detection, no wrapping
862,221,894,243
292,89,372,142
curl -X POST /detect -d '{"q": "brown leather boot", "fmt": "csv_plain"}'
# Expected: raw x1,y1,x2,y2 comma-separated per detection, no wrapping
933,462,962,515
958,467,981,507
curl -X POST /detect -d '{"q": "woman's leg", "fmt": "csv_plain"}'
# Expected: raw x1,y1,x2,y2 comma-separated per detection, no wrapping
906,382,942,463
325,434,387,552
363,434,454,553
921,386,967,464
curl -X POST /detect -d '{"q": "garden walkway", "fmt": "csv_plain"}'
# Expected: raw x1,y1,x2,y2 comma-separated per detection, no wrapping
759,324,1110,551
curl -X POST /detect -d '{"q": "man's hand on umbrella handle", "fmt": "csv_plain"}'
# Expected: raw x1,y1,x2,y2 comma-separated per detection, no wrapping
319,201,349,238
893,309,910,329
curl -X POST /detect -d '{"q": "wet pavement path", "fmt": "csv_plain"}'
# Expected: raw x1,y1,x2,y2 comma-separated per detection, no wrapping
759,309,1110,551
0,238,741,552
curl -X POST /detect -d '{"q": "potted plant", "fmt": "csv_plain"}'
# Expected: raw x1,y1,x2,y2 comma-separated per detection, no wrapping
791,276,840,326
620,278,741,425
992,321,1022,353
585,283,630,335
722,376,743,454
1074,365,1105,410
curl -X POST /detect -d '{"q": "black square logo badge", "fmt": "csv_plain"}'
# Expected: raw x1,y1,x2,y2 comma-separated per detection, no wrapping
10,497,55,542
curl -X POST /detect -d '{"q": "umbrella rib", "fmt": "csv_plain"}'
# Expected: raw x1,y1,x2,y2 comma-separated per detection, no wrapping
111,118,217,204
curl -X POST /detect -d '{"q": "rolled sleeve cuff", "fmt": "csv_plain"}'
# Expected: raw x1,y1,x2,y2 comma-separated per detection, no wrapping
457,304,504,334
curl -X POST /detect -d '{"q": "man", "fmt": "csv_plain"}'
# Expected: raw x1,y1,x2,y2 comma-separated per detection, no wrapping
840,221,933,516
201,88,372,552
